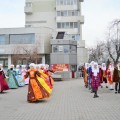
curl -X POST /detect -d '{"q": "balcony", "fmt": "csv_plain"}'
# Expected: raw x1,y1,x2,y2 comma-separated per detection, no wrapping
80,16,84,24
24,6,33,14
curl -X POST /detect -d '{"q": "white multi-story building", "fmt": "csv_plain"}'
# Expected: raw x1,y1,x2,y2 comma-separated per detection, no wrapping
24,0,88,66
0,0,88,70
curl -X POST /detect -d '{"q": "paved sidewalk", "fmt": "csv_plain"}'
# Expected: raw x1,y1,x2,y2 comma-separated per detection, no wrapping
0,79,120,120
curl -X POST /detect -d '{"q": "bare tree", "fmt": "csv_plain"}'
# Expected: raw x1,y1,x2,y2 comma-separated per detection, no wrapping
88,19,120,65
22,46,40,64
12,45,41,65
88,41,105,63
105,19,120,65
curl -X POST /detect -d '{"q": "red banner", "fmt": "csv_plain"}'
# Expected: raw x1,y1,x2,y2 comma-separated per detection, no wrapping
51,64,69,72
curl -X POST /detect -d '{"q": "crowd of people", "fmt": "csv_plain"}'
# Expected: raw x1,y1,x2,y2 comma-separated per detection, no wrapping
1,61,120,101
0,63,54,103
82,61,120,98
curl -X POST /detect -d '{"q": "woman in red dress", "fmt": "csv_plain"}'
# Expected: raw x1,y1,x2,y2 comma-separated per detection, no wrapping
90,63,101,98
0,64,9,93
107,63,114,90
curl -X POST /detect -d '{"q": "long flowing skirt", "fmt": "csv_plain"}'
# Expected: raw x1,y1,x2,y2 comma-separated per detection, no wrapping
15,75,25,87
0,75,9,92
40,72,53,89
8,74,18,89
27,78,50,102
37,76,52,94
49,76,54,86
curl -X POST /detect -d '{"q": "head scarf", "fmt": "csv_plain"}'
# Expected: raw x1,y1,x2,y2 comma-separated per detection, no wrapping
101,63,106,70
29,63,35,68
16,65,20,68
92,62,99,76
109,63,114,72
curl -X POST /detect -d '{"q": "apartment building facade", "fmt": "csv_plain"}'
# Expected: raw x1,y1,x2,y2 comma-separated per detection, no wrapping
24,0,88,66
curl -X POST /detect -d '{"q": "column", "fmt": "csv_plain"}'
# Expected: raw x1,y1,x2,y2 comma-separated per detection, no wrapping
8,55,11,68
42,55,45,64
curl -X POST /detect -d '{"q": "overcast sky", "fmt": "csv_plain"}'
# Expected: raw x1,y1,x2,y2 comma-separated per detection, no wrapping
82,0,120,47
0,0,120,47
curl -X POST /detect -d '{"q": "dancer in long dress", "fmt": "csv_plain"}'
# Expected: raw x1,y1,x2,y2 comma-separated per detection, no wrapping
20,63,50,103
7,65,18,89
21,65,29,85
82,63,89,88
90,63,101,98
43,65,55,86
0,64,9,93
15,65,25,87
107,63,114,90
101,63,108,88
36,65,52,94
113,63,120,94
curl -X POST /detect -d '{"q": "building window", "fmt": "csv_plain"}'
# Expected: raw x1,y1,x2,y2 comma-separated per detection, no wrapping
64,45,70,53
70,45,77,53
52,45,70,53
26,2,32,7
58,46,64,52
57,10,78,17
74,0,77,5
70,22,73,28
56,0,77,5
57,23,61,28
67,0,70,5
10,33,35,44
53,45,58,53
57,11,61,16
0,35,9,45
57,22,78,29
74,22,78,28
60,0,64,5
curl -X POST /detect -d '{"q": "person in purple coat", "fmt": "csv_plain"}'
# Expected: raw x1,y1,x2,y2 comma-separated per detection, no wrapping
90,62,101,98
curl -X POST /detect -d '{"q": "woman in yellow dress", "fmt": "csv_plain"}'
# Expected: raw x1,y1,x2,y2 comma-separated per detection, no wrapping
20,63,50,103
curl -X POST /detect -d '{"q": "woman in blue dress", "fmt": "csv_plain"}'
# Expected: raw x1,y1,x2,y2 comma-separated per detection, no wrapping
15,65,25,87
7,65,18,89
